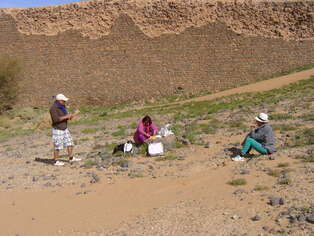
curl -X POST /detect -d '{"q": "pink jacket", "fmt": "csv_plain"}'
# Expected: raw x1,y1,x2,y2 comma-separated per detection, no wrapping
133,121,158,143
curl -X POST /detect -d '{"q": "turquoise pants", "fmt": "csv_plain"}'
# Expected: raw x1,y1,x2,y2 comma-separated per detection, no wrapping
241,137,268,155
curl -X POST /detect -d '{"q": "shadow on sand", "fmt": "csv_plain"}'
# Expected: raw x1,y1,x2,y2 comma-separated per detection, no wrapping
34,157,68,165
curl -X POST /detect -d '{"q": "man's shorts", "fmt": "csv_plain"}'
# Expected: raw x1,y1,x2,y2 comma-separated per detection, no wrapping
52,128,74,150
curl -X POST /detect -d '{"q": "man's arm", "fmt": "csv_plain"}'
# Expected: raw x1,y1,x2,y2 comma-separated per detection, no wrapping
50,109,73,124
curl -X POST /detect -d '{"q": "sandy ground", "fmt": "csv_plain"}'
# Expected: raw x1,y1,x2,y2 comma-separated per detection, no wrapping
0,69,313,236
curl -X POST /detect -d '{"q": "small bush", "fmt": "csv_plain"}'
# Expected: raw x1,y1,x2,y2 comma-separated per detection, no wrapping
171,124,184,136
254,185,269,191
300,155,314,163
267,169,281,177
289,128,314,147
83,159,97,167
139,143,148,156
0,56,21,113
278,177,291,185
272,123,297,132
112,126,126,137
155,154,177,161
93,144,106,150
300,113,314,121
270,113,293,120
130,122,137,129
277,162,290,168
81,127,98,134
79,138,89,142
128,172,144,178
227,121,247,130
228,178,247,186
198,123,216,134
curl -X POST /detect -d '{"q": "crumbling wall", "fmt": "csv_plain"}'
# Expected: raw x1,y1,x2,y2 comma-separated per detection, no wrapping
0,0,313,107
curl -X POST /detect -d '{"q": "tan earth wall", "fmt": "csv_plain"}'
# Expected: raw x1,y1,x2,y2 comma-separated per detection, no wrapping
0,0,314,107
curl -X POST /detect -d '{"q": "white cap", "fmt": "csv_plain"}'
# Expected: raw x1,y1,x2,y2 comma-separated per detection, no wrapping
55,94,69,102
255,113,269,123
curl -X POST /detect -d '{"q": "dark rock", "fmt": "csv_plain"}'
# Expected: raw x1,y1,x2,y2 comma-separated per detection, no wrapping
269,196,281,206
177,155,186,161
240,169,250,175
180,137,191,145
262,226,269,231
42,175,56,181
233,189,247,195
119,160,129,168
160,134,176,151
204,143,210,148
280,210,289,216
32,176,38,182
131,168,144,173
279,198,285,205
289,215,297,224
251,215,261,221
44,182,52,187
297,214,306,222
306,214,314,224
90,173,100,184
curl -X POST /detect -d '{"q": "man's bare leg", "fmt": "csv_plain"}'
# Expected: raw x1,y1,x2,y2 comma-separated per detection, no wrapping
54,149,60,160
67,145,73,159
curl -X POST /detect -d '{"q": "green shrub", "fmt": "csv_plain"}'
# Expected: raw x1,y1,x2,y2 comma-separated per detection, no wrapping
93,144,106,150
227,121,248,130
0,56,21,113
301,113,314,121
83,159,97,167
278,178,291,185
228,178,247,186
199,123,216,134
267,169,281,177
155,154,177,161
277,162,290,168
130,122,137,129
79,137,89,142
270,113,293,120
272,123,297,131
289,128,314,147
112,126,126,137
299,155,314,163
128,172,144,178
254,185,269,191
139,143,148,156
81,127,98,134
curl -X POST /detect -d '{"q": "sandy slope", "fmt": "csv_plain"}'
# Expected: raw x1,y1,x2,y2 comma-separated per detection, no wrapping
0,69,313,236
180,68,314,104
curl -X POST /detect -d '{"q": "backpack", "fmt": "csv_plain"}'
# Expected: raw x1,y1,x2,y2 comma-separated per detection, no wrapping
123,142,133,153
112,141,133,155
148,142,164,156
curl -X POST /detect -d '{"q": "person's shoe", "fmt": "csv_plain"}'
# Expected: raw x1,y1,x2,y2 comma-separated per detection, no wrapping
54,160,65,166
69,157,82,162
232,155,245,162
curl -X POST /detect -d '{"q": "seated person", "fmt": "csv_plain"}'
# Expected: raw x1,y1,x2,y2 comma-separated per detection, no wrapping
232,113,276,161
133,115,158,145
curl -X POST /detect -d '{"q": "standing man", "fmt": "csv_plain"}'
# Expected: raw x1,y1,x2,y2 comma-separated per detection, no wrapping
49,94,81,166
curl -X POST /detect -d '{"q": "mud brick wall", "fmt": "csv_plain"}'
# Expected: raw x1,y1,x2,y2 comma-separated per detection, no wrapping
0,0,313,107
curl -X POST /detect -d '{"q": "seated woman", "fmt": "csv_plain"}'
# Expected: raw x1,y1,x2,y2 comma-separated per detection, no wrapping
133,115,158,145
232,113,276,161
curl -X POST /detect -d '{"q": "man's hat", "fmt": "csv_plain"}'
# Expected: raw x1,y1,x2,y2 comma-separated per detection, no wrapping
55,94,69,102
255,113,269,123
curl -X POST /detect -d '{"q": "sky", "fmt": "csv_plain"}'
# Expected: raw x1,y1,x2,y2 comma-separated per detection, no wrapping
0,0,87,8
